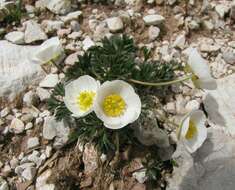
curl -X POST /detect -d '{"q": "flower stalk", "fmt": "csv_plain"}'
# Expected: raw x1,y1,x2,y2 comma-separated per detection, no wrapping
129,74,193,87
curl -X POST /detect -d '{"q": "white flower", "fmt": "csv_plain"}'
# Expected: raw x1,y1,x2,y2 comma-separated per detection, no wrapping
94,80,141,129
32,37,64,65
186,48,217,90
64,75,100,117
178,110,207,153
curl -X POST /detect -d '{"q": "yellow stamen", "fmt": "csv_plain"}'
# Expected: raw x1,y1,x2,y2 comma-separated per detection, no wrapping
102,94,126,117
77,91,96,112
185,120,197,140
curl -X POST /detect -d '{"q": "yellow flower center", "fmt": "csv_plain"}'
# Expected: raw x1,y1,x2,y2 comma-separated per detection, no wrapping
185,120,197,140
102,94,126,117
77,91,96,112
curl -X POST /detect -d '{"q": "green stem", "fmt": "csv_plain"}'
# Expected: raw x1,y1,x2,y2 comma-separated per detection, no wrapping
129,74,193,87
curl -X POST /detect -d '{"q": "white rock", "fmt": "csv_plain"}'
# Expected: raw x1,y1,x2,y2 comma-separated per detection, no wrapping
39,74,59,88
148,26,160,41
36,87,51,101
27,137,39,149
132,170,147,184
36,169,55,190
143,14,165,25
46,0,71,15
24,20,47,44
5,31,25,44
60,10,82,23
25,122,33,130
0,107,10,118
10,118,25,134
28,151,40,164
185,100,200,111
41,20,64,33
65,52,79,65
53,120,70,149
106,17,124,32
165,102,176,114
23,90,39,106
0,41,45,101
21,166,36,181
9,157,19,169
168,0,177,5
215,4,230,19
45,146,52,158
43,117,57,140
82,36,95,51
0,177,9,190
203,74,235,135
173,34,185,49
167,127,235,190
203,20,214,30
222,51,235,65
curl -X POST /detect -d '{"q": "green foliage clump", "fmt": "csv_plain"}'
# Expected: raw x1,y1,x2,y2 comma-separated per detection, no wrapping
48,35,181,153
2,0,22,24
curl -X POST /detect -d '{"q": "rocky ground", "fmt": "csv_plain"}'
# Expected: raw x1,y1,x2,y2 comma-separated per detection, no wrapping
0,0,235,190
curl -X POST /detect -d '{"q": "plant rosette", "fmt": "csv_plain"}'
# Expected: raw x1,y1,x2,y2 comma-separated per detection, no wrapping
47,35,216,154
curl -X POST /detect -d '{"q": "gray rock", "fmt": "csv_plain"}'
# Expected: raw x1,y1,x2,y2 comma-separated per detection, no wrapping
106,17,124,32
215,4,230,19
27,137,39,149
41,20,64,34
60,11,82,23
168,0,177,5
43,117,57,140
167,127,235,190
172,34,186,49
143,14,165,25
21,166,36,181
82,36,95,51
134,111,170,147
0,41,45,102
148,26,160,41
5,31,25,44
23,90,39,106
24,20,47,44
0,107,9,118
46,0,71,15
36,169,55,190
36,87,51,101
203,74,235,135
39,74,59,88
9,118,25,134
0,176,8,190
222,51,235,65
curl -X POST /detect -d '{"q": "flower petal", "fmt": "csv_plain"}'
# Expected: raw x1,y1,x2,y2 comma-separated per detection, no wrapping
64,75,100,117
180,110,207,153
32,37,64,65
94,80,141,129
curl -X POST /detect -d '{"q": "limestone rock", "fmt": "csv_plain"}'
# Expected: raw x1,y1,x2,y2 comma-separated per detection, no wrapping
106,17,124,32
5,31,25,45
27,137,40,149
24,20,47,44
9,118,25,134
43,117,57,140
82,36,95,51
148,26,160,41
60,11,82,23
0,176,9,190
46,0,71,15
36,170,55,190
0,41,45,102
167,127,235,190
39,74,59,88
203,74,235,135
143,14,165,25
